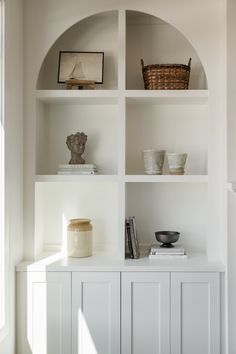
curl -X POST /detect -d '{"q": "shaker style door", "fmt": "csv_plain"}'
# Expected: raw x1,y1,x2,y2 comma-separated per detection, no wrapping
26,271,71,354
72,272,120,354
171,272,220,354
122,272,170,354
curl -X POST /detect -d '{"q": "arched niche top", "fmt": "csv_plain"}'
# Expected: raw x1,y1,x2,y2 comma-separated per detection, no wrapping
37,10,207,90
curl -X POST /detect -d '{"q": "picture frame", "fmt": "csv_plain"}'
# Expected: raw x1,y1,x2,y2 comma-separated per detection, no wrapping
57,51,104,84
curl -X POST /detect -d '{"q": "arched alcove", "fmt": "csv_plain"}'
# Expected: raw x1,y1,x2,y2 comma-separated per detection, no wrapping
33,9,211,264
37,10,207,90
37,11,119,89
125,10,207,90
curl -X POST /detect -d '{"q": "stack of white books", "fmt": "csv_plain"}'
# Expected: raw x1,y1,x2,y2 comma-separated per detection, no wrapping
57,164,97,175
149,245,187,259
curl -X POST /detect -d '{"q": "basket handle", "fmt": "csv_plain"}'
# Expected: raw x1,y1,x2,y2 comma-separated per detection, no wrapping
188,58,192,67
141,59,144,69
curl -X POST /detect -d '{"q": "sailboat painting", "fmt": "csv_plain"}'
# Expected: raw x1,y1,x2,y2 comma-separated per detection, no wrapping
58,51,104,84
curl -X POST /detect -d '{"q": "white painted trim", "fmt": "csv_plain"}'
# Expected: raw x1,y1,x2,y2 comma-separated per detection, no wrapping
15,253,225,273
0,0,6,341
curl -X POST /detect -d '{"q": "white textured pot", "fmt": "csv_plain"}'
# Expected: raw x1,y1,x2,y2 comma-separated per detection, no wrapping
167,153,188,175
142,150,166,175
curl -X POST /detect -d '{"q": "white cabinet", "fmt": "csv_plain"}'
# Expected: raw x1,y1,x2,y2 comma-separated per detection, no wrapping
121,272,220,354
22,272,71,354
122,272,170,354
72,272,120,354
17,270,221,354
171,272,220,354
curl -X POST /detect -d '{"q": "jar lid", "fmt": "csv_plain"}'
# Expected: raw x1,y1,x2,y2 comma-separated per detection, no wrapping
69,218,91,225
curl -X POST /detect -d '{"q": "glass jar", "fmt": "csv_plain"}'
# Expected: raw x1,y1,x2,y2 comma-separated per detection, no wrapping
67,218,93,257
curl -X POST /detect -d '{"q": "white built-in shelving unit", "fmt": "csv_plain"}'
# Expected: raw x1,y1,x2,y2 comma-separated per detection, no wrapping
31,9,219,265
16,5,227,354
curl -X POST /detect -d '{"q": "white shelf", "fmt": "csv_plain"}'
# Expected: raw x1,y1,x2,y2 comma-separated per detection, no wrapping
35,175,208,183
125,90,209,105
125,175,208,183
35,174,119,183
35,90,209,105
16,253,225,272
35,90,118,104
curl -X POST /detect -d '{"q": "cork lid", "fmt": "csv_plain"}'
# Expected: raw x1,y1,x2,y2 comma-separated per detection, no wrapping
69,218,91,225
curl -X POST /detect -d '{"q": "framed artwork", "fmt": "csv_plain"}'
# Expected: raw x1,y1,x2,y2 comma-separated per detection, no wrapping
57,51,104,84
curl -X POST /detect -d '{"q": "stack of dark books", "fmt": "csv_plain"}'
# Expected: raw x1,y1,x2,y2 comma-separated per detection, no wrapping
125,216,140,259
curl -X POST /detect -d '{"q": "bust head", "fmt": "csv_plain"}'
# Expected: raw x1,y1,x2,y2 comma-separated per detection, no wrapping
66,132,87,164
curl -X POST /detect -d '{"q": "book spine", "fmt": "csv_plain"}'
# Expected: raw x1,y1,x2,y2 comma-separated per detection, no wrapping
129,217,140,259
58,170,97,172
125,219,134,259
57,171,97,175
125,220,130,257
149,254,187,260
59,164,96,168
150,251,185,255
132,216,140,258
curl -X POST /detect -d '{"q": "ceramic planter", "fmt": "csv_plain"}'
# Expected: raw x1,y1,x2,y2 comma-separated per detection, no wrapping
167,153,187,175
67,218,93,257
142,150,166,175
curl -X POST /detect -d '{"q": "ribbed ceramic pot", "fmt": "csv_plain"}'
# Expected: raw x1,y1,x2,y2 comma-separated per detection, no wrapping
67,218,93,258
167,153,187,175
142,150,166,175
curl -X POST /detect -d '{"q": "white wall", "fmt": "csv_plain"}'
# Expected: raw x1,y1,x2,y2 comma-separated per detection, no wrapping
35,182,119,255
126,183,207,252
227,0,236,352
0,0,24,353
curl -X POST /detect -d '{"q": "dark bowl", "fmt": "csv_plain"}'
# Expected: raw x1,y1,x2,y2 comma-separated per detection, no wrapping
155,231,180,248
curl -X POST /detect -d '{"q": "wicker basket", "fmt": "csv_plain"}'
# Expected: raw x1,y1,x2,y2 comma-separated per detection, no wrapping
141,58,191,90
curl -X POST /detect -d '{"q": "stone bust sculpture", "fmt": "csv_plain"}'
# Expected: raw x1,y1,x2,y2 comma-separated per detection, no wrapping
66,132,87,164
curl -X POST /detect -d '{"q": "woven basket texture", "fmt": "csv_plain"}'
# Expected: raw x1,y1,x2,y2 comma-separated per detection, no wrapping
141,58,191,90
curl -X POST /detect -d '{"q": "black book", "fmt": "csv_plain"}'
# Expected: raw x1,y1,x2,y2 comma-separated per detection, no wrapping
125,219,134,259
129,216,140,259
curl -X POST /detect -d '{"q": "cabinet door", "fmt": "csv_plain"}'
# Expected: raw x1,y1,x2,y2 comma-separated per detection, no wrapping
122,272,170,354
72,272,120,354
171,272,220,354
27,271,71,354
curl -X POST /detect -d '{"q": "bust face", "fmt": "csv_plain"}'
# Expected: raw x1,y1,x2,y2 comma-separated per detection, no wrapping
66,132,87,160
72,135,85,155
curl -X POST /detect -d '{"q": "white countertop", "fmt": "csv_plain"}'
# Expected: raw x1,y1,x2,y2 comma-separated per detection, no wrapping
16,252,225,272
